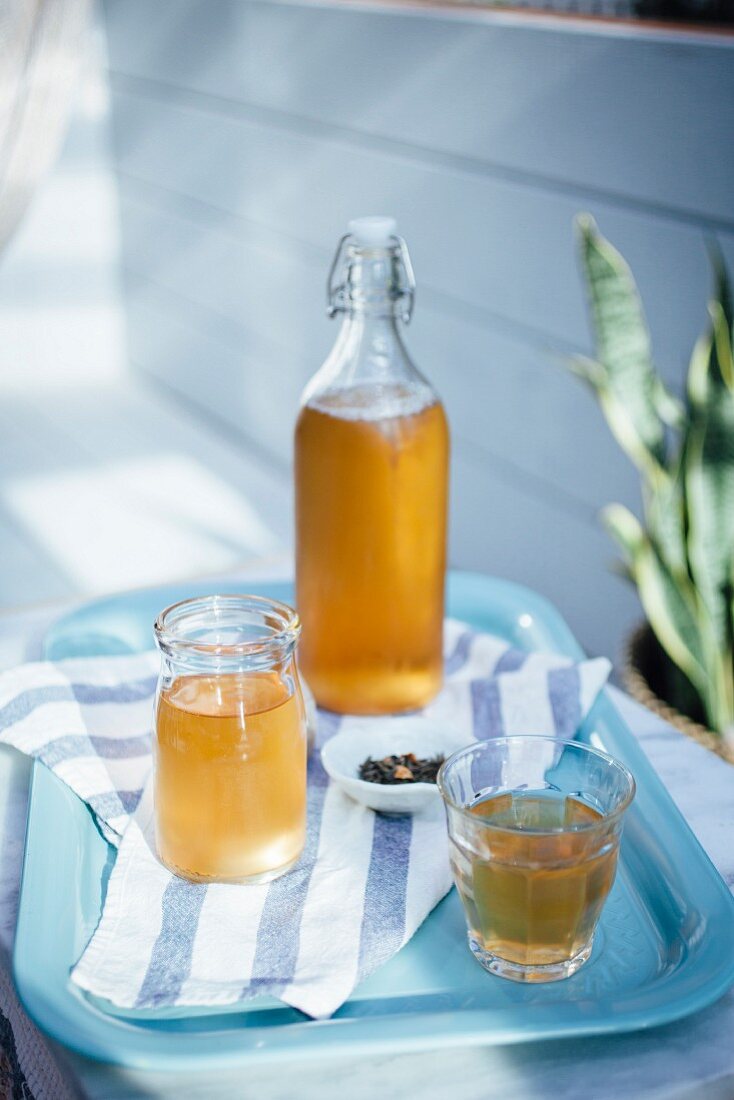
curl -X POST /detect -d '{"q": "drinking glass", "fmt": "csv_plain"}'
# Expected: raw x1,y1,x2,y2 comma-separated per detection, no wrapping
437,736,635,983
153,594,307,884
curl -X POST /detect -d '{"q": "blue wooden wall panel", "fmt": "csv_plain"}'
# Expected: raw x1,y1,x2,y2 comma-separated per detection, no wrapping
110,86,734,378
103,0,734,657
118,186,641,515
104,0,734,223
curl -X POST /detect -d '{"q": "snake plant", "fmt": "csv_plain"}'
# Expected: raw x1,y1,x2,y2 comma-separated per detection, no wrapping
573,216,734,738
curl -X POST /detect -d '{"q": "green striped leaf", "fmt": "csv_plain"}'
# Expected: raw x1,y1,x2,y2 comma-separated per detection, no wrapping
603,504,712,712
576,216,669,478
685,307,734,651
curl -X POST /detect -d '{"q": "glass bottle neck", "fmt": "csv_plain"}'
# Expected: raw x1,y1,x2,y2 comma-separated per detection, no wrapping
328,242,414,323
305,234,433,410
316,308,424,398
330,246,416,381
334,308,404,359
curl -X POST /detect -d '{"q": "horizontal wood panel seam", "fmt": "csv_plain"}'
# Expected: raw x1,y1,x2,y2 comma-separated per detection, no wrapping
117,172,589,359
108,71,734,234
125,263,600,526
134,368,293,481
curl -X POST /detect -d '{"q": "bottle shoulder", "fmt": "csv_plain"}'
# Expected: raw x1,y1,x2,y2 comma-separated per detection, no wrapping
299,379,442,422
299,319,444,419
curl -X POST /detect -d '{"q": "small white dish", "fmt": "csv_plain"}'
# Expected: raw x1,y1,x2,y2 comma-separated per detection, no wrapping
320,717,470,814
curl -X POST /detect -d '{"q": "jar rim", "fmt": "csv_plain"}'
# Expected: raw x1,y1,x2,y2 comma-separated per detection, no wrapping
154,593,300,662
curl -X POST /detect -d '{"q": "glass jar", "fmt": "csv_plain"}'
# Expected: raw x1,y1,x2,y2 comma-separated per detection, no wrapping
295,216,450,715
153,594,307,884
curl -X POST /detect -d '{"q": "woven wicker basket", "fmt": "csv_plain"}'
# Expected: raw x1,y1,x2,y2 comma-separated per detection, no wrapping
622,623,734,765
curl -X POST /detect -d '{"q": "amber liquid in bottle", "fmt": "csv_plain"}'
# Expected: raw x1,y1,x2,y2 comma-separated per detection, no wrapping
296,384,449,714
452,792,617,968
155,672,306,882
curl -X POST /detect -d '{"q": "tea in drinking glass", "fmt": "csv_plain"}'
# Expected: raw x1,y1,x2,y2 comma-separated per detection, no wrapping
438,737,635,983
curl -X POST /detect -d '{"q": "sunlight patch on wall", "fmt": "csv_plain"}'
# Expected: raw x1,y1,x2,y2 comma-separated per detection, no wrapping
0,20,126,393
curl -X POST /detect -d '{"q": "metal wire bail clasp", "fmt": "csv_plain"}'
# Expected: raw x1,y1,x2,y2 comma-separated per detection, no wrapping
326,232,416,324
326,234,351,319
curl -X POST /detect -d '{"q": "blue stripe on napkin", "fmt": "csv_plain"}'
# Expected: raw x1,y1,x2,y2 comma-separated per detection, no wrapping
87,789,143,821
41,732,151,766
493,648,529,674
72,677,157,704
136,879,208,1008
444,630,476,676
0,675,156,730
248,751,332,996
357,812,413,981
548,665,582,737
471,678,504,739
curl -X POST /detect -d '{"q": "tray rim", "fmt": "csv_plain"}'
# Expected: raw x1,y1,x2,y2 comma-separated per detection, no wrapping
12,570,734,1069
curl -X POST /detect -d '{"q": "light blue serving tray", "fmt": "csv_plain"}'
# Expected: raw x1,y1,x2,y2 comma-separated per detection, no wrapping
13,571,734,1070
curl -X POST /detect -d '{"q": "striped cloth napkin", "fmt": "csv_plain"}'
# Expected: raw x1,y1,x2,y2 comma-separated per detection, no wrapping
0,621,610,1019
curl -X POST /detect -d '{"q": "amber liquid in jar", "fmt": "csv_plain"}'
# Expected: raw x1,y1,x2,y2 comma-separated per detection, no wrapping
155,672,306,883
295,384,449,714
452,792,617,969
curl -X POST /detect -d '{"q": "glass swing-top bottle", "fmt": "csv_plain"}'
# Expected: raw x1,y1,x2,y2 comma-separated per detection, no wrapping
295,217,449,715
